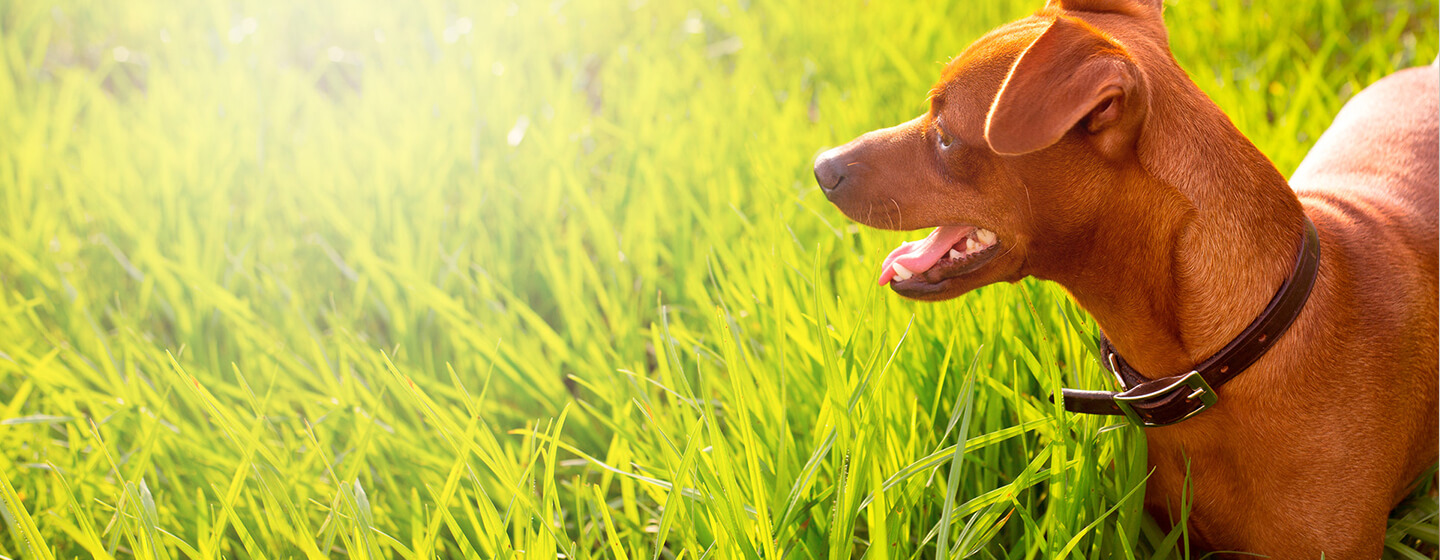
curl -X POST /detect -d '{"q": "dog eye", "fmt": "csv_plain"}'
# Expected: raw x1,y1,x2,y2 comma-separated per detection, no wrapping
938,132,954,149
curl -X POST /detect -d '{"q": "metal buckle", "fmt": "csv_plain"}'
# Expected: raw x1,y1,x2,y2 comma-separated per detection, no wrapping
1113,370,1219,428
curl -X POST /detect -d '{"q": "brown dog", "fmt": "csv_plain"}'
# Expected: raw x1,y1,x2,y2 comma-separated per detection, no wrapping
813,0,1438,556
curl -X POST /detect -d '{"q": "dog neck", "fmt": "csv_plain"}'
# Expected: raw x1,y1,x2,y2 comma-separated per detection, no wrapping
1047,68,1307,380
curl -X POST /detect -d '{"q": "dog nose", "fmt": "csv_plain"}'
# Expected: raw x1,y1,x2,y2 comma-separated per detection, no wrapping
813,148,846,192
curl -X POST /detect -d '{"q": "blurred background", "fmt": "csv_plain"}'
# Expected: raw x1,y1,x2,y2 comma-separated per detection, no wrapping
1,0,1435,558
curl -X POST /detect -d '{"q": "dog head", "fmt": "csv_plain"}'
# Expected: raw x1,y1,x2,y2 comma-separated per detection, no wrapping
814,0,1174,301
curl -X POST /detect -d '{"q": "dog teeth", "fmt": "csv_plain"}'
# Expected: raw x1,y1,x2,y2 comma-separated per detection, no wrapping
948,249,962,260
976,229,997,245
965,238,979,253
893,263,914,280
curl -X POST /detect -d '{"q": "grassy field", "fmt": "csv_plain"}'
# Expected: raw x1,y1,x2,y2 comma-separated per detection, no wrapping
0,0,1436,558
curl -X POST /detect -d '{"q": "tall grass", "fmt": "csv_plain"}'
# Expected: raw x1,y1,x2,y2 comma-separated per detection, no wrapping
0,0,1435,557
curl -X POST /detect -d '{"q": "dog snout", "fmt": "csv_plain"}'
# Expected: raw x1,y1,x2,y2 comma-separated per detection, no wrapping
813,148,847,192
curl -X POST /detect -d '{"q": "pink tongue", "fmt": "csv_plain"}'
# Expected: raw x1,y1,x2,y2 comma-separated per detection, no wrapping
878,226,976,285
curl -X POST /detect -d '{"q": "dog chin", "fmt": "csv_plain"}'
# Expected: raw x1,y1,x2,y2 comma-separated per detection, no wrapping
891,275,986,301
887,249,1021,301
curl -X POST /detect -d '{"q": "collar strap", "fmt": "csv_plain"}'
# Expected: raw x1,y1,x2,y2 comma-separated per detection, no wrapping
1060,217,1322,427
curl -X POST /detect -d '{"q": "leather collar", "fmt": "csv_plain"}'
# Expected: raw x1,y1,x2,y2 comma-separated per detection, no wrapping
1061,216,1322,427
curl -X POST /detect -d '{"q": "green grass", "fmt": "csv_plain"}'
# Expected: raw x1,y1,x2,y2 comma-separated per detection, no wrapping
0,0,1435,558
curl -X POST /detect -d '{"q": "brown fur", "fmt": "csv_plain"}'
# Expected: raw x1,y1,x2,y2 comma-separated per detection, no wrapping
813,0,1438,556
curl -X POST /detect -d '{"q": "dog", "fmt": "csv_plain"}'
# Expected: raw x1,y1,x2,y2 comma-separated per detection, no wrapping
813,0,1438,556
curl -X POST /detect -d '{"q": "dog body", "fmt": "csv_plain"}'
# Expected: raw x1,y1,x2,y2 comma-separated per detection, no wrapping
814,0,1438,556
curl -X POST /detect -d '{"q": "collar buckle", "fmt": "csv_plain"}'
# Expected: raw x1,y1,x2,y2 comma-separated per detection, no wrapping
1113,370,1219,427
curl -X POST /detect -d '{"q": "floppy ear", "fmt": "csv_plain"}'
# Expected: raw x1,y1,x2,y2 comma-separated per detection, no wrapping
1045,0,1163,18
984,17,1142,156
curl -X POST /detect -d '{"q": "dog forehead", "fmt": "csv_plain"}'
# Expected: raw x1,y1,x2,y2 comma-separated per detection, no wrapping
929,16,1054,135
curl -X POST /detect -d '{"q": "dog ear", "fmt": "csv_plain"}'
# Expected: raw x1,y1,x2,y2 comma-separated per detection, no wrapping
1045,0,1163,18
984,16,1141,156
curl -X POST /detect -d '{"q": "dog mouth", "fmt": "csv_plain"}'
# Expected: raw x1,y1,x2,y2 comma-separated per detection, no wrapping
878,225,1002,287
